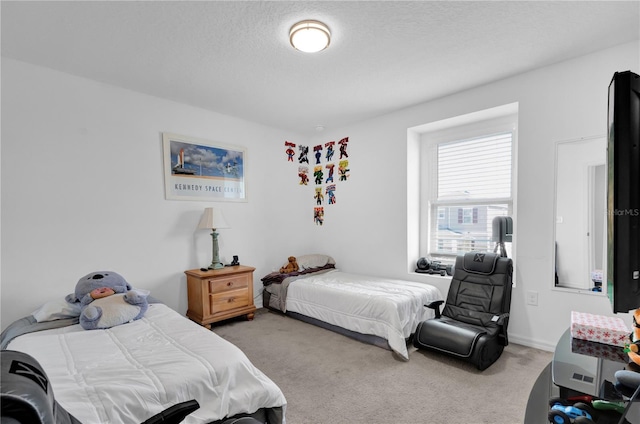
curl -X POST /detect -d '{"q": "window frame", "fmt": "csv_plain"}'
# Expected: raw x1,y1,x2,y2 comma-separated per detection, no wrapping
419,115,517,264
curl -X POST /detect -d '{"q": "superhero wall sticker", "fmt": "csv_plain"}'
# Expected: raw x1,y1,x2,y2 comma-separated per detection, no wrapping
283,137,350,226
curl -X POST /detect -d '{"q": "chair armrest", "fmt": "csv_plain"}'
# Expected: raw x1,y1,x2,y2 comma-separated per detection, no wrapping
491,312,509,326
424,300,444,318
492,312,510,345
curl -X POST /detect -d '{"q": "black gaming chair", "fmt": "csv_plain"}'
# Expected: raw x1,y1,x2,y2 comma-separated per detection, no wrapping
413,251,513,370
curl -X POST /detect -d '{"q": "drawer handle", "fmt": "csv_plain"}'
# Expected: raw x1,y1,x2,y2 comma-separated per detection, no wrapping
227,281,234,287
228,298,235,303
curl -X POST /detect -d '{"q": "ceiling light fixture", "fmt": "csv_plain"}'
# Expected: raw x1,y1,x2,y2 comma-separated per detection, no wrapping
289,20,331,53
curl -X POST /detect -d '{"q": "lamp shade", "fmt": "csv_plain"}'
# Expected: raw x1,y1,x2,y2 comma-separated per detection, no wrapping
289,20,331,53
198,207,229,230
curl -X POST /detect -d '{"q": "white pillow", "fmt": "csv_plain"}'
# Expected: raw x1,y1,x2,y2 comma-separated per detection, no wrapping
32,298,82,322
296,254,336,270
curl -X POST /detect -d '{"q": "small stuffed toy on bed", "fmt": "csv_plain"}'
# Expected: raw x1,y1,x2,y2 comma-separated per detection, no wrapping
279,256,299,274
65,271,149,330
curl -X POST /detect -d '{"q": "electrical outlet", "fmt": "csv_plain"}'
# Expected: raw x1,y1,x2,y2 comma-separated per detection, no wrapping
526,290,538,306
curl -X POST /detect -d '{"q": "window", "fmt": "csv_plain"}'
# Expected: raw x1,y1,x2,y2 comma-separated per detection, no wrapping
459,207,478,224
421,117,516,262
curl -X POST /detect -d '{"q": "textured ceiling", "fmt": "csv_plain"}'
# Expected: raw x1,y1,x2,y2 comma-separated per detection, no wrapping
2,1,639,136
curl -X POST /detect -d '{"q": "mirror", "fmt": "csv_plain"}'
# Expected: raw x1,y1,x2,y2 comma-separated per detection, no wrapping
554,136,606,291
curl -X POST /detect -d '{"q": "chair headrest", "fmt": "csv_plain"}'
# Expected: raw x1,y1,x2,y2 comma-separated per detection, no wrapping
461,252,500,275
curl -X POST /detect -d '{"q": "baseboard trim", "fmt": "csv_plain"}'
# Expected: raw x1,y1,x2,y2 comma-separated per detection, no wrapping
508,334,555,352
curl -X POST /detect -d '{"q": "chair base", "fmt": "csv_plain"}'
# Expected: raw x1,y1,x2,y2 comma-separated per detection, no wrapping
413,319,505,371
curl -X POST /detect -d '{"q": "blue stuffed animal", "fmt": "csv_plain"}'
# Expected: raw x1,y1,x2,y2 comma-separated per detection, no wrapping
65,271,149,330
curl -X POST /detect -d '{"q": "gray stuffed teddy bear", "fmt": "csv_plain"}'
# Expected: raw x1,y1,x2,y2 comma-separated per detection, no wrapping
65,271,149,330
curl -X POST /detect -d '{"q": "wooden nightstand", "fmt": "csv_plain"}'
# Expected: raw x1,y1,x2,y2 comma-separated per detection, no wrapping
184,265,256,327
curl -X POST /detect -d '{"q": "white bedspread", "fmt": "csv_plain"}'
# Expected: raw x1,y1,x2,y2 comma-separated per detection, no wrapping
7,303,286,424
285,270,442,360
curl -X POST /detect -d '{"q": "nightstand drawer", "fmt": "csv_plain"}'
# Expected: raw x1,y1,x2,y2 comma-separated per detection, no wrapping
209,274,249,293
185,265,256,326
210,288,250,313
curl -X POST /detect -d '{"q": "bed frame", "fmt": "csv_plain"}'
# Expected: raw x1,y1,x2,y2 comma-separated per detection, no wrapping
262,290,393,352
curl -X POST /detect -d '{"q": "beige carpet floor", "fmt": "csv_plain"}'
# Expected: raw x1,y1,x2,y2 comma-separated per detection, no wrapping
213,309,553,424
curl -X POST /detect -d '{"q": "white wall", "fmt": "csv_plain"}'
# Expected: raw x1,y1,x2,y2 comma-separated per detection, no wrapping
0,58,315,328
2,40,638,351
301,40,639,351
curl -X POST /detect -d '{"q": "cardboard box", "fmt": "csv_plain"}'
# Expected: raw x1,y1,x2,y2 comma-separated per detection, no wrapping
571,311,630,347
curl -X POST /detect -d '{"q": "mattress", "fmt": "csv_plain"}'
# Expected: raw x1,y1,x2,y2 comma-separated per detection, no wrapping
5,303,287,424
267,270,442,360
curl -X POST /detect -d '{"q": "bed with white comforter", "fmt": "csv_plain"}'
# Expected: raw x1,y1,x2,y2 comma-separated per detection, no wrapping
263,257,442,360
3,303,286,424
285,270,441,359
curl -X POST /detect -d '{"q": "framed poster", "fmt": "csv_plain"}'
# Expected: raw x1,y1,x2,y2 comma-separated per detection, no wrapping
163,133,247,202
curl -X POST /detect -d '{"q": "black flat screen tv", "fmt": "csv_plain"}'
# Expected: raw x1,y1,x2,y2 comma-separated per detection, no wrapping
607,70,640,313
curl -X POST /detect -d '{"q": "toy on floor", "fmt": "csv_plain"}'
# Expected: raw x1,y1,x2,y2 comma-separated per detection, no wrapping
65,271,149,330
591,399,625,415
548,397,596,424
548,396,630,424
279,256,299,274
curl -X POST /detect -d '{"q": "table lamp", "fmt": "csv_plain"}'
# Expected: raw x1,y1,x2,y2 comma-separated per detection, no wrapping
198,207,230,269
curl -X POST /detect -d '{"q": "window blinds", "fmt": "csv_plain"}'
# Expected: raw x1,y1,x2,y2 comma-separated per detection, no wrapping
430,131,513,257
437,132,512,200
